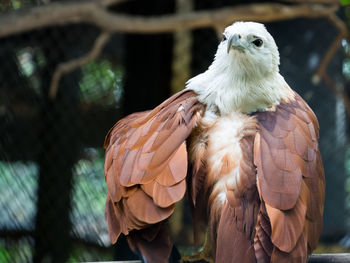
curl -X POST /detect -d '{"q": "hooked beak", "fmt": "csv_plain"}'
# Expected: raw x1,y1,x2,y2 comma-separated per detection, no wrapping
227,34,245,53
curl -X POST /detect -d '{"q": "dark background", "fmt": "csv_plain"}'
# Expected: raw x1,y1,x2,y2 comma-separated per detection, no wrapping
0,0,349,262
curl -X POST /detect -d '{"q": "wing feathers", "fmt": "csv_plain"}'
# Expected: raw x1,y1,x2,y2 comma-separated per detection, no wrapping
254,93,325,259
127,222,173,263
255,94,319,210
104,90,205,246
254,210,273,263
153,180,186,208
105,196,121,244
148,125,190,168
156,142,188,186
216,203,256,263
126,189,175,224
265,194,307,253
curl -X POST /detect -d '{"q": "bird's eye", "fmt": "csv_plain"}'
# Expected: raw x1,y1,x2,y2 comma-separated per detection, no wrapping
252,39,263,47
222,34,227,41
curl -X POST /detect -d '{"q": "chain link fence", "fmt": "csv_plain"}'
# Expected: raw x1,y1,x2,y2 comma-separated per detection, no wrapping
0,0,349,262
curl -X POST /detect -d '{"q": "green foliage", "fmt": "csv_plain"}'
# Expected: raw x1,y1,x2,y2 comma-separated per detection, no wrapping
345,148,350,213
0,239,33,263
0,0,36,12
11,0,21,9
15,47,45,95
72,150,106,220
341,0,350,6
15,49,122,102
67,244,113,263
342,58,350,80
0,161,38,227
17,48,36,77
0,149,110,261
0,243,10,263
79,60,123,106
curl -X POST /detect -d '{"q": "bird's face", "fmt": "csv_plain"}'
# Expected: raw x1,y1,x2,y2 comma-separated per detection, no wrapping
216,22,280,77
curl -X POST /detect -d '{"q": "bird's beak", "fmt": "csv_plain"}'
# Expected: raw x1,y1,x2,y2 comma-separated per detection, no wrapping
227,34,245,53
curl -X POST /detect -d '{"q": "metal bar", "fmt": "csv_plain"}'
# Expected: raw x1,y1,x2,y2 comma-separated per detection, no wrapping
86,254,350,263
309,253,350,263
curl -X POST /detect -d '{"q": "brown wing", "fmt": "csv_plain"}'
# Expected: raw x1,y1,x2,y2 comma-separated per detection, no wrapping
254,93,325,260
104,89,205,245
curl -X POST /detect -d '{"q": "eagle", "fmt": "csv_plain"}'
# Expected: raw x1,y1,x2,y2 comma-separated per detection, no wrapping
104,22,325,263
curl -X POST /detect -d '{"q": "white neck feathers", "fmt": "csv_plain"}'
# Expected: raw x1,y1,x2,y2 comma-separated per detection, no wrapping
186,62,293,115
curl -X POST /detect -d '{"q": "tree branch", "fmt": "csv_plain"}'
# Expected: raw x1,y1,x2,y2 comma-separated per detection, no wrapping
312,13,350,115
314,14,348,80
49,32,111,99
1,0,347,111
99,0,127,7
0,1,339,38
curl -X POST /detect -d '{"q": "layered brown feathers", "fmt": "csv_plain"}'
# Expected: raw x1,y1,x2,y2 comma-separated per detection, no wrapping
104,90,205,262
254,94,325,262
104,89,324,263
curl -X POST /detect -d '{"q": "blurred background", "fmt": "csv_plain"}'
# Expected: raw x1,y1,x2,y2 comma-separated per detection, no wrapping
0,0,350,262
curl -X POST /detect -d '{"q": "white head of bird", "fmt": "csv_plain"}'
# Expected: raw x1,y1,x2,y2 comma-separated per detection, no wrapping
187,21,293,115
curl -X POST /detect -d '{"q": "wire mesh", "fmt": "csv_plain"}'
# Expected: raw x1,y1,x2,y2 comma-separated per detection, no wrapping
0,0,349,262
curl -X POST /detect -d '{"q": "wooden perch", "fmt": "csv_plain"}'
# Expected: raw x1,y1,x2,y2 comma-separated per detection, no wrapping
309,253,350,262
91,254,350,263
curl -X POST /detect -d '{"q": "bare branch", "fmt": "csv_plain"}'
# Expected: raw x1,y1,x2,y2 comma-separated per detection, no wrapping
1,0,347,112
313,33,344,85
312,13,350,115
322,73,350,116
0,1,339,38
314,14,348,80
99,0,128,7
49,32,111,99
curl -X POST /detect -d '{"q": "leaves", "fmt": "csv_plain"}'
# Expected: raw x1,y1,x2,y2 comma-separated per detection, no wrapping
341,0,350,6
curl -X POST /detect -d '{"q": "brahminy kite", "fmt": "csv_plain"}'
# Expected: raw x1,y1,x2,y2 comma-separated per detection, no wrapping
104,21,325,263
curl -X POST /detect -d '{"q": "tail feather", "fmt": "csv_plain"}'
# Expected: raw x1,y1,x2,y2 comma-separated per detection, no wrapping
215,203,256,263
254,210,273,263
127,222,173,263
270,231,308,263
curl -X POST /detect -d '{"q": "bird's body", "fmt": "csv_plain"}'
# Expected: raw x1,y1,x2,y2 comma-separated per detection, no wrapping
104,22,325,263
